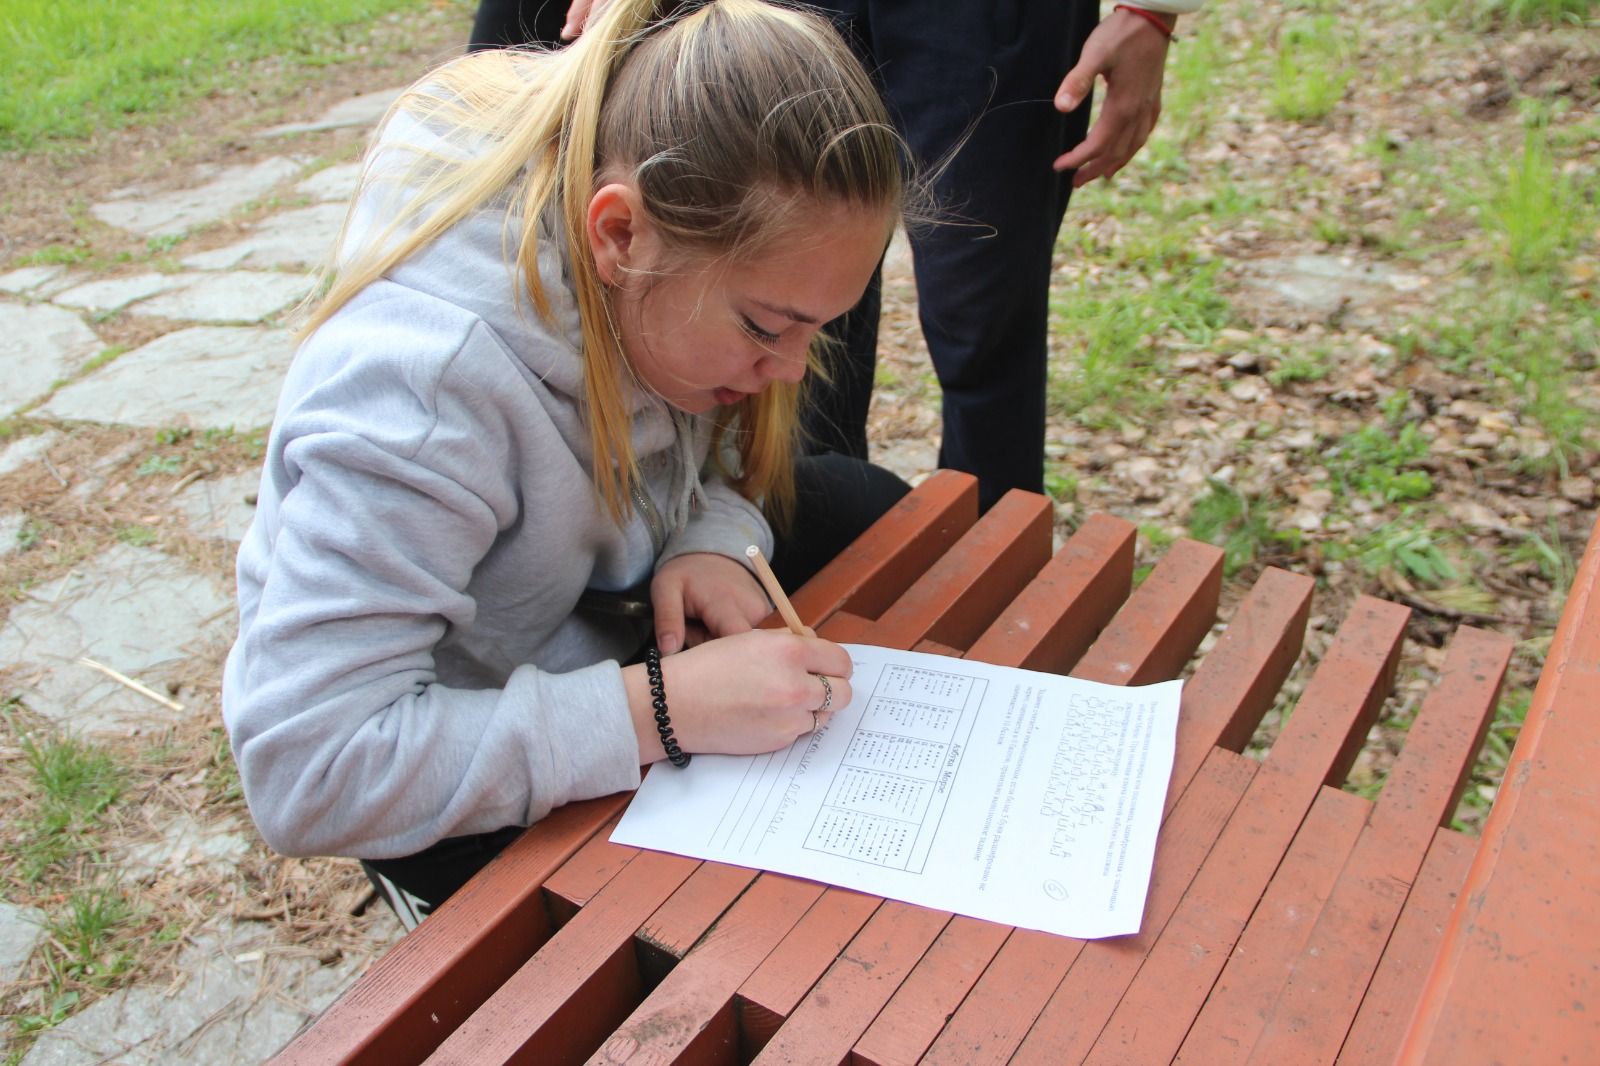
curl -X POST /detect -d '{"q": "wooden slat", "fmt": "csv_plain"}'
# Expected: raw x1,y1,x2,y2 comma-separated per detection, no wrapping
1173,787,1373,1065
817,610,874,644
270,792,628,1066
736,889,883,1054
751,903,952,1064
1078,596,1410,1066
1338,829,1475,1065
789,469,978,626
867,489,1052,653
542,812,634,925
1401,520,1600,1065
424,850,701,1065
1072,538,1224,686
848,917,1011,1066
1170,567,1313,817
636,862,759,967
1245,625,1512,1065
590,875,828,1065
962,512,1136,674
926,747,1258,1066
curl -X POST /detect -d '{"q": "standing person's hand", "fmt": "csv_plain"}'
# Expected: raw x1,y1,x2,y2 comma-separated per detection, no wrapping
1052,7,1175,186
560,0,611,39
622,630,852,759
651,551,773,654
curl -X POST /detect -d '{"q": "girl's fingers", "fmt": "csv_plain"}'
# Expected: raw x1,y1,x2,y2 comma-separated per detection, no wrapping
651,578,688,655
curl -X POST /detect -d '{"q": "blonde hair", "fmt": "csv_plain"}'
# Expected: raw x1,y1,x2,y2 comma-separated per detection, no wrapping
303,0,908,526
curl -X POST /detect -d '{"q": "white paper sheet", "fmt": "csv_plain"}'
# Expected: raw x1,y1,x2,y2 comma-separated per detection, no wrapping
611,644,1182,939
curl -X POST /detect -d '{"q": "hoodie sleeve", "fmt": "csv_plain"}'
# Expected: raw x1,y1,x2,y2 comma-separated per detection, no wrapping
224,320,640,860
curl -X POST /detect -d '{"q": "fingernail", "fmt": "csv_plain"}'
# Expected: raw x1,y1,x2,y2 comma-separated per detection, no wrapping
658,633,680,655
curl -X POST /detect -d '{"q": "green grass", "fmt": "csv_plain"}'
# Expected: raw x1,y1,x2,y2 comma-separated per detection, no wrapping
0,0,446,152
1326,422,1437,504
13,729,124,882
1467,122,1597,278
1431,0,1598,26
1269,15,1354,122
1186,479,1302,576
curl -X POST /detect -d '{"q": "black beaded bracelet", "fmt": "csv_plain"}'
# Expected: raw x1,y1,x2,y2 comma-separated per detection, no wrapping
644,645,690,768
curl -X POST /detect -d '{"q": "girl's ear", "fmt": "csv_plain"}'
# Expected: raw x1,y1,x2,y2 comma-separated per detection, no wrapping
587,182,652,285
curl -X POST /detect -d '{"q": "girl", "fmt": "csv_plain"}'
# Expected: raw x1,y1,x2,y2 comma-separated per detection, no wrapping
222,0,913,923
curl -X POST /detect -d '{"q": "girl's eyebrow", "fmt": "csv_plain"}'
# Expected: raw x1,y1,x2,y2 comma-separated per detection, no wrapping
752,299,820,326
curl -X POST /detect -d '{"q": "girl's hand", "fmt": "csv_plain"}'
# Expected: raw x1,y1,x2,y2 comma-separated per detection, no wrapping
623,630,852,760
651,552,773,654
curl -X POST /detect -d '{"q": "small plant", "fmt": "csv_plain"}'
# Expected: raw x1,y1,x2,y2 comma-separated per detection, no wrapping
1268,351,1330,386
1269,16,1353,122
115,523,158,546
1044,470,1079,504
1481,125,1591,277
1187,479,1301,576
1351,521,1458,587
1327,423,1436,503
14,729,124,881
145,232,184,254
154,426,193,446
43,884,137,990
136,454,181,477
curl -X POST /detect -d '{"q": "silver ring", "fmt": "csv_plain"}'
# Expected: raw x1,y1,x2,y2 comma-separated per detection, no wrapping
814,674,833,716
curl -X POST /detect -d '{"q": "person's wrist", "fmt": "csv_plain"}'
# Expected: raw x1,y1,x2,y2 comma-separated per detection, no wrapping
1114,4,1178,40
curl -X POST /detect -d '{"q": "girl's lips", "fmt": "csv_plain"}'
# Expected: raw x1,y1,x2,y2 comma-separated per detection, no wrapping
713,387,751,406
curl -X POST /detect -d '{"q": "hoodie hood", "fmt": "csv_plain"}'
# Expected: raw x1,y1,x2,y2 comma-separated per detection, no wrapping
340,103,710,528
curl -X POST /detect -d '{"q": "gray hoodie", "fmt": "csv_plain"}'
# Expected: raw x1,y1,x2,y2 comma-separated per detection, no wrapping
222,110,771,860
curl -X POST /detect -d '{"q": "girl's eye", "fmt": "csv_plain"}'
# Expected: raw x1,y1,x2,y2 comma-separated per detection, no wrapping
741,316,782,345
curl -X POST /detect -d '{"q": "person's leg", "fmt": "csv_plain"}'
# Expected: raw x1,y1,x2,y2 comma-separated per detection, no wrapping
815,1,1097,512
802,269,881,461
801,0,879,463
770,453,910,591
360,824,525,928
467,0,567,51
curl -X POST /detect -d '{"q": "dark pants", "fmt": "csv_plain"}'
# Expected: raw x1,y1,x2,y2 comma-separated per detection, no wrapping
806,2,1099,512
362,453,908,921
467,0,566,50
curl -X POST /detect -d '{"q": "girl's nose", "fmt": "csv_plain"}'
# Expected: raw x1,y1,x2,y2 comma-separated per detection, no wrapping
759,342,809,385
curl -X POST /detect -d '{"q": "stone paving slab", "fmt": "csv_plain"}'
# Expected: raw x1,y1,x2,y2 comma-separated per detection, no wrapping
52,272,196,314
0,265,68,295
91,157,307,238
123,814,253,879
259,87,402,137
176,470,261,544
0,900,46,978
0,303,104,417
178,202,347,272
37,326,295,430
20,918,398,1066
295,162,363,204
129,271,315,324
0,543,233,735
0,512,26,558
0,430,62,476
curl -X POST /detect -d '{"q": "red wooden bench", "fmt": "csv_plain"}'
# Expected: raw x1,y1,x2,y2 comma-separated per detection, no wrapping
270,470,1599,1064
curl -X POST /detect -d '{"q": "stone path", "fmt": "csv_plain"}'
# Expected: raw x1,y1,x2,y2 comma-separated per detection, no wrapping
1,90,403,1066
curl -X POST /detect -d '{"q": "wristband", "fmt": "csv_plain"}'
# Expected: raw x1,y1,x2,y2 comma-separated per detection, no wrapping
645,645,691,768
1115,4,1177,40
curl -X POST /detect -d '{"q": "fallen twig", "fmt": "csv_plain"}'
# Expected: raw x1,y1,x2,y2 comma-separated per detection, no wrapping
75,657,185,713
